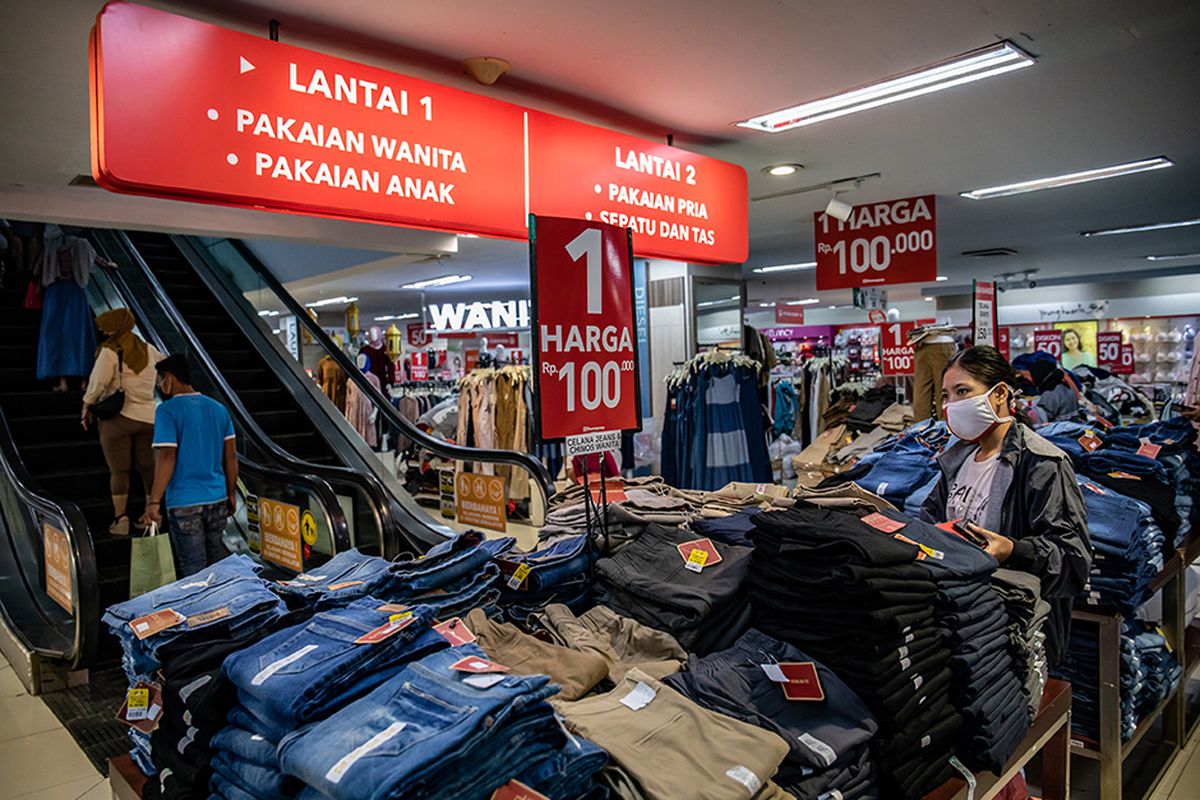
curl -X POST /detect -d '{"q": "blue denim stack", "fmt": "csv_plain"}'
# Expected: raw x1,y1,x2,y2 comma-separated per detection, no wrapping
1102,417,1199,545
272,548,393,610
101,555,288,776
211,600,449,800
1035,420,1105,463
278,644,578,799
1075,477,1166,616
850,421,953,511
362,531,517,618
1078,448,1181,545
494,534,594,623
1053,620,1182,742
873,511,1032,775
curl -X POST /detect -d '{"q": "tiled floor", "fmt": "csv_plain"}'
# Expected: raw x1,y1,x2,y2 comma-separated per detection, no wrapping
0,661,109,800
2,651,1197,799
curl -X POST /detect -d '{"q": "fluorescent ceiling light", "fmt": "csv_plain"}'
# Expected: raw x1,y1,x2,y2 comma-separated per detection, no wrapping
401,274,472,290
826,304,853,310
786,298,820,306
924,297,935,302
1146,252,1200,261
304,296,358,308
697,295,741,308
458,233,479,238
752,262,817,273
738,41,1034,133
374,313,419,321
758,302,777,308
960,157,1173,200
936,276,948,282
257,309,280,317
1081,217,1200,237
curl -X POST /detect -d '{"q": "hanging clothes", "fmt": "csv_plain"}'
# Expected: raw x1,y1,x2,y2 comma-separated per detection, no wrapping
771,379,798,438
344,372,380,447
358,341,395,390
36,227,97,380
660,351,771,491
316,356,347,412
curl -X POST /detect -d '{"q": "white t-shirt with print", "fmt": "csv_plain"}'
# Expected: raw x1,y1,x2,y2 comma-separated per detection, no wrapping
946,452,1000,525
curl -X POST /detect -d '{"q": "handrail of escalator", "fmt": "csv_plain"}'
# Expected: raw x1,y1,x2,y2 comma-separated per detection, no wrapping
216,237,557,504
88,235,355,556
0,407,99,669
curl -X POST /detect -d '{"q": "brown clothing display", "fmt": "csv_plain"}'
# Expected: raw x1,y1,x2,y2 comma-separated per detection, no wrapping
534,603,686,683
315,356,347,412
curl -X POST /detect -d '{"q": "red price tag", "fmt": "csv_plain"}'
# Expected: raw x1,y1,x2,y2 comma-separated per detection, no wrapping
1097,331,1123,370
450,656,510,674
879,321,917,376
1112,344,1135,375
676,538,723,571
1137,442,1162,459
1078,432,1102,452
778,662,825,701
491,781,550,800
1032,330,1063,359
355,614,417,644
861,512,907,533
434,618,477,647
814,195,937,290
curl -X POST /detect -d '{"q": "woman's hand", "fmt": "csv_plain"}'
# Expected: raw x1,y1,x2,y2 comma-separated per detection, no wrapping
80,405,93,431
966,522,1014,562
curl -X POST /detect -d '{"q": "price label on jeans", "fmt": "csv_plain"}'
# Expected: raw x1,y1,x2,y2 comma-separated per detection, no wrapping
126,688,149,721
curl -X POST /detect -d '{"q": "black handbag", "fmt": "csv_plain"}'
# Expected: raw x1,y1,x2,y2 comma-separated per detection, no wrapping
91,349,126,421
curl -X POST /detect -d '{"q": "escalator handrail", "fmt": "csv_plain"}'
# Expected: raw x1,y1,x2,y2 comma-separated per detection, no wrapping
90,234,357,555
215,237,556,503
0,404,99,669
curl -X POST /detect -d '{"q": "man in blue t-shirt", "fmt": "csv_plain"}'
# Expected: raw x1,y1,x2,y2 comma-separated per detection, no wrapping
141,354,237,576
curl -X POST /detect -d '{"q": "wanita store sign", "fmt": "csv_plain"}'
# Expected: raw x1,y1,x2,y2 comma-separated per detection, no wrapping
427,300,529,332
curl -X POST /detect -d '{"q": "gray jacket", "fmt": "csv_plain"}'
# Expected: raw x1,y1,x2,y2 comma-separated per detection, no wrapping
922,423,1092,666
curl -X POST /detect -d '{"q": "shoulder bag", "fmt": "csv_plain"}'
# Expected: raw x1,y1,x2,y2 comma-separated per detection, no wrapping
91,349,127,421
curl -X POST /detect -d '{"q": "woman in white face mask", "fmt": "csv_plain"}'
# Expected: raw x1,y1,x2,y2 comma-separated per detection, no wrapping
921,346,1091,670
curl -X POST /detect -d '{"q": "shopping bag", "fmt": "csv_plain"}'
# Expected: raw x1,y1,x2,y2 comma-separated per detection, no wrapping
22,279,43,310
129,522,176,598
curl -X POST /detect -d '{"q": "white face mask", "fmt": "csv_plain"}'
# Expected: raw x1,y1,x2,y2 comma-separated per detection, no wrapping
944,384,1012,442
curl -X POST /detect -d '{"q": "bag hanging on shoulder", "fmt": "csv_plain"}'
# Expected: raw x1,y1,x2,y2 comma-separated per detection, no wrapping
92,349,126,421
129,521,176,598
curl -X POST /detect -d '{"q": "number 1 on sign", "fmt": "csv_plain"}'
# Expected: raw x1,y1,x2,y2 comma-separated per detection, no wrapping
566,228,603,314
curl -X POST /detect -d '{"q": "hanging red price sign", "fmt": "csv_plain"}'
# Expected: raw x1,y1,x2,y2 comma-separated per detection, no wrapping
1097,332,1123,370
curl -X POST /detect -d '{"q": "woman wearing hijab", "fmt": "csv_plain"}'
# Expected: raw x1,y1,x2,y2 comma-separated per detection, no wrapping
35,225,113,391
82,309,164,535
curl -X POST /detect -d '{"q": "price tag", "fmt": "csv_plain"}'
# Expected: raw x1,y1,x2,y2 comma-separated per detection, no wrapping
389,611,413,623
126,688,150,721
1137,441,1162,459
328,580,364,591
506,563,532,590
128,609,186,640
619,681,656,711
778,662,825,701
450,656,510,674
433,617,477,646
685,548,708,573
491,781,550,800
1077,431,1102,452
354,614,417,644
463,674,506,689
676,538,722,572
861,512,906,533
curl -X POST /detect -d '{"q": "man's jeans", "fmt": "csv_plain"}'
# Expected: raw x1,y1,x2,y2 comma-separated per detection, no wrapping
168,501,230,577
273,548,392,609
278,644,561,800
373,531,515,597
510,737,609,799
209,726,277,768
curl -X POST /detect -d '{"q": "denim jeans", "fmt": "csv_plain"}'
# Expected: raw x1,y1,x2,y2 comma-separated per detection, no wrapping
210,771,262,800
510,737,609,799
167,501,230,577
376,531,515,597
225,599,446,729
277,644,561,800
856,454,940,507
211,750,299,800
210,725,279,768
274,548,392,609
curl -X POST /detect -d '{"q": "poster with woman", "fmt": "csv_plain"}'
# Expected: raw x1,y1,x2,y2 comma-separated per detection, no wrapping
1054,321,1098,369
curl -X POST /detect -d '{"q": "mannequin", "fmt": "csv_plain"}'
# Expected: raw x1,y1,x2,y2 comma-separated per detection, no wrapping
358,325,395,390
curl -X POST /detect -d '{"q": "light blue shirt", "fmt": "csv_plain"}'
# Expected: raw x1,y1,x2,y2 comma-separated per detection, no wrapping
153,394,235,509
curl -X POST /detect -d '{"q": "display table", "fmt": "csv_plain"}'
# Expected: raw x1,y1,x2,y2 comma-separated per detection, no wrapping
108,754,147,800
923,678,1072,800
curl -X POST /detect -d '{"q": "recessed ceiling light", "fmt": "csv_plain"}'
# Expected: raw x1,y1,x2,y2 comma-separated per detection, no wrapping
752,262,817,273
257,309,280,317
924,297,935,302
458,233,479,238
758,302,777,308
785,298,820,306
935,276,948,282
1145,252,1200,261
374,313,420,321
1081,217,1200,237
304,296,358,308
738,41,1034,133
960,157,1174,200
762,163,803,177
401,274,472,290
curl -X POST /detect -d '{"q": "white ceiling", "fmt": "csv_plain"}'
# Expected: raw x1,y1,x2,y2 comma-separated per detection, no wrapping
2,0,1199,314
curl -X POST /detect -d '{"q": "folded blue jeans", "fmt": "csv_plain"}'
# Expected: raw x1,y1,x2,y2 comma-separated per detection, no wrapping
375,531,515,597
273,548,392,609
210,725,280,769
212,750,299,800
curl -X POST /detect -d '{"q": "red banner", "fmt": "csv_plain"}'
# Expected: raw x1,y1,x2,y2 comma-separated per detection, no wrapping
485,332,520,348
1113,343,1135,375
531,216,640,441
997,327,1011,360
879,321,918,376
409,351,428,381
406,323,430,348
774,305,805,325
1032,330,1063,360
971,280,997,348
1097,331,1123,370
814,195,937,290
90,2,747,264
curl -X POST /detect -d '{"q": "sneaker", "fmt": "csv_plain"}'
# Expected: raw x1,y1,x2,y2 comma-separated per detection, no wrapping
109,516,130,536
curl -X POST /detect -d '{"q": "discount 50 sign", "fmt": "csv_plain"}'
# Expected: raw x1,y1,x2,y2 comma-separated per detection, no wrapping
815,195,937,290
530,216,642,447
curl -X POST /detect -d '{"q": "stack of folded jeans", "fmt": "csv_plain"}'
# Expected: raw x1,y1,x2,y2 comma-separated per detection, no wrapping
278,644,577,799
664,628,879,799
555,668,791,800
1102,417,1199,543
1078,449,1180,545
1036,421,1105,464
213,600,448,800
595,523,753,654
272,548,391,610
819,421,951,511
494,534,594,622
1054,620,1182,742
101,555,288,776
747,505,960,799
529,602,687,682
869,510,1031,774
363,531,516,618
991,569,1052,715
1076,476,1166,615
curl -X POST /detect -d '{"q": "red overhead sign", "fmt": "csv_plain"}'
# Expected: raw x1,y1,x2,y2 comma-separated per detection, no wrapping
1032,330,1063,360
406,323,430,348
531,216,641,442
1096,331,1123,371
879,321,918,376
774,305,805,325
971,280,997,348
90,2,747,264
814,195,937,290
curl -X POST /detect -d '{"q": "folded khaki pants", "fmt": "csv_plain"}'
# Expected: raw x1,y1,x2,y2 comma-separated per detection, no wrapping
464,609,607,700
537,604,686,683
